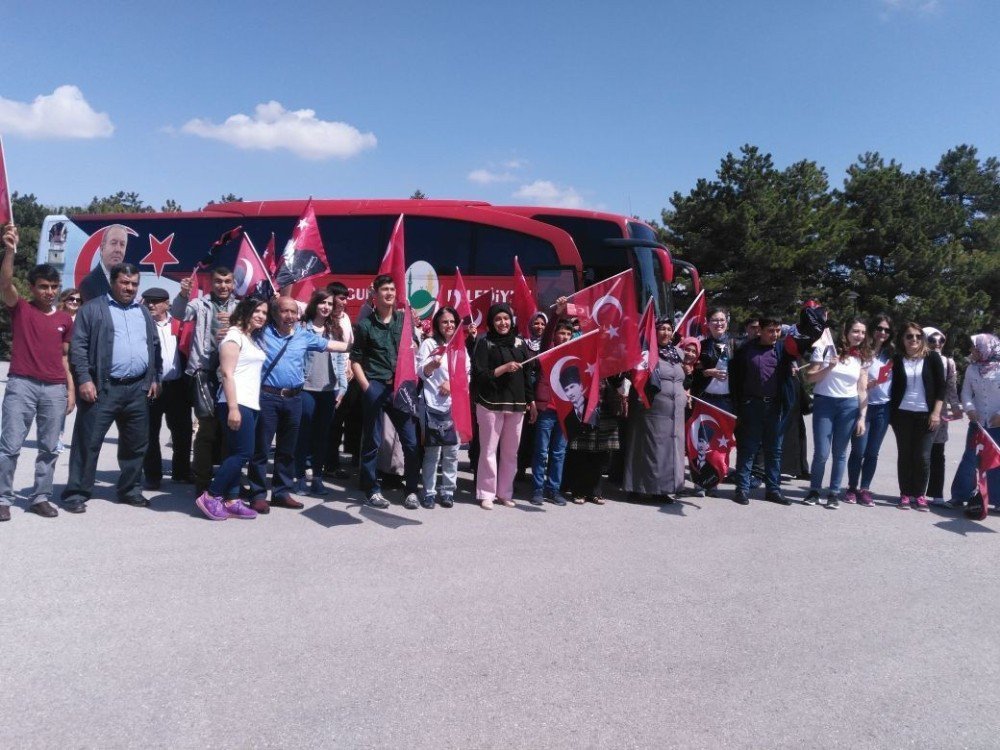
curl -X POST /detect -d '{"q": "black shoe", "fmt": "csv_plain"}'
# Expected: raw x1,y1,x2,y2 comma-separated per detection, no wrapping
826,493,841,509
530,492,544,506
64,501,87,514
29,501,59,518
142,478,161,491
0,506,10,521
118,495,150,507
420,497,435,509
732,490,750,505
550,492,569,507
660,494,676,505
766,491,791,506
439,495,454,508
802,490,820,506
310,479,329,496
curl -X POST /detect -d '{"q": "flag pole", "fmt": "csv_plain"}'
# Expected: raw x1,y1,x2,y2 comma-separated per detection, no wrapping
0,135,13,227
520,328,601,366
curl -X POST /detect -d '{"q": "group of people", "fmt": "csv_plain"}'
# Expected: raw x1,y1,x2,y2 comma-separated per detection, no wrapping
1,221,998,524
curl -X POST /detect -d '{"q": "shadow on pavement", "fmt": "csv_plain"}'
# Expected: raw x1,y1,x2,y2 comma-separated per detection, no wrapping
359,506,422,529
301,503,364,528
932,517,997,535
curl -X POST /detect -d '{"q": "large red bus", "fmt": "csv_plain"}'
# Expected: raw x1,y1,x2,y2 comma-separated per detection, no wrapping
38,199,693,320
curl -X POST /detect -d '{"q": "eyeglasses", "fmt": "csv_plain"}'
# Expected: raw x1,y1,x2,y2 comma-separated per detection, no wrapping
874,326,890,333
66,297,81,303
928,335,943,344
904,333,923,341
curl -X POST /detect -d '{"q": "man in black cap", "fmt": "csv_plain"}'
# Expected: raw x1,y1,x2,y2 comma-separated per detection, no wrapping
142,286,191,489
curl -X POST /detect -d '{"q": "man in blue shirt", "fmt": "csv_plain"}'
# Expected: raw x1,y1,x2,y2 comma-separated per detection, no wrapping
62,263,161,512
248,296,349,513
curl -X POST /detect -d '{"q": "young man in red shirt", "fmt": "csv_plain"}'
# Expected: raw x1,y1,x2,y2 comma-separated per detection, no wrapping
0,224,75,521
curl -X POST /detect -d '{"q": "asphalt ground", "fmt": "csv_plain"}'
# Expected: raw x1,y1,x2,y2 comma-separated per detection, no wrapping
1,363,997,749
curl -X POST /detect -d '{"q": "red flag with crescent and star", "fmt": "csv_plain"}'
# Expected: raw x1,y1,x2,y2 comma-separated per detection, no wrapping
436,266,474,323
276,199,329,288
533,329,602,439
468,290,493,337
378,214,407,303
630,297,657,408
0,135,13,227
512,256,537,339
685,397,737,489
676,289,707,341
445,324,474,443
262,232,278,276
564,269,640,378
392,303,420,416
972,424,1000,520
233,233,276,300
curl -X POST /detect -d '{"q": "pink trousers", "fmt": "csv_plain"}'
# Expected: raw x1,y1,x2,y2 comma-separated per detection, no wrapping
475,405,525,501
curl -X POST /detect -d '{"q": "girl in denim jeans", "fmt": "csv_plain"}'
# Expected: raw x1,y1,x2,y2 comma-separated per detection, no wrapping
802,318,870,508
846,314,894,507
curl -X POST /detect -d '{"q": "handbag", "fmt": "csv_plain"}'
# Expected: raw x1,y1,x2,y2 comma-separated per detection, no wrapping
190,369,218,419
423,404,458,446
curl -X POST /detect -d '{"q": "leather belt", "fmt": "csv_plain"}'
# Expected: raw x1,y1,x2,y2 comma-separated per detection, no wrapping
261,385,303,397
108,372,147,386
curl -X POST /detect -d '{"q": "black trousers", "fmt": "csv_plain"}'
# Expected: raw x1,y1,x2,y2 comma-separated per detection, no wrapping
62,380,149,504
327,379,363,471
891,409,934,497
565,449,610,498
928,442,947,499
144,378,192,482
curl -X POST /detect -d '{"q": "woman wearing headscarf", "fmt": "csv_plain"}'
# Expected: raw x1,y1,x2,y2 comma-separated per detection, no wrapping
950,333,1000,513
889,322,946,511
623,315,686,504
472,303,536,509
924,327,963,505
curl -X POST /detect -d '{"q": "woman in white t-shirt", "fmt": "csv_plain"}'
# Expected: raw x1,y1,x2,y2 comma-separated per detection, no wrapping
195,298,268,521
418,306,468,508
802,318,870,508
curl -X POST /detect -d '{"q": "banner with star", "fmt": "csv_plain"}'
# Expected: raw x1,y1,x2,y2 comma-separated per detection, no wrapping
563,269,640,378
686,396,736,490
276,199,329,288
531,329,602,439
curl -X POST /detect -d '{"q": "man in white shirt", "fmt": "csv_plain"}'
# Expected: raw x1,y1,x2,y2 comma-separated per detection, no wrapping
142,287,192,489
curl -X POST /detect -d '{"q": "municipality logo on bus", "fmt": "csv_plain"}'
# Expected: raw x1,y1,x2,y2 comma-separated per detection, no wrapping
406,261,439,319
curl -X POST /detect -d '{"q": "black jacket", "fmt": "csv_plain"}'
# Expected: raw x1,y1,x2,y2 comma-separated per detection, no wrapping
729,337,798,421
79,266,111,303
472,336,535,412
890,351,946,412
692,335,735,396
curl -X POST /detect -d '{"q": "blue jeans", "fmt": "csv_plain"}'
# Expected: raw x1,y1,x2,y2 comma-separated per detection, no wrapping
847,402,890,490
0,375,67,506
735,397,786,493
210,403,258,500
249,391,303,501
422,445,459,499
951,423,1000,503
359,380,420,495
532,408,567,494
295,389,337,478
810,394,859,494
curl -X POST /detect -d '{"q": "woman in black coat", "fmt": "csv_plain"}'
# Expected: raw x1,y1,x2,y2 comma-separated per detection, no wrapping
889,322,946,511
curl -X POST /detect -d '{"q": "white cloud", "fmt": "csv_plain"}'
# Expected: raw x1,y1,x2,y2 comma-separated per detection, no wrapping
468,168,517,184
0,85,113,139
181,101,376,160
513,180,586,208
503,158,528,169
880,0,940,15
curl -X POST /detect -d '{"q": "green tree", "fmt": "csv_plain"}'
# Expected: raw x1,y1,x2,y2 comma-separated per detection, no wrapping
205,193,243,206
410,189,427,199
161,199,183,212
663,145,845,324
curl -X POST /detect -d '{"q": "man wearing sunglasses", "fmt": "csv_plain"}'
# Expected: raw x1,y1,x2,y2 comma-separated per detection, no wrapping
0,225,75,521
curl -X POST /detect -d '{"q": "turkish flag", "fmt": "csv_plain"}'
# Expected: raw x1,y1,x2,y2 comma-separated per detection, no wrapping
0,135,12,227
392,303,420,416
512,256,537,339
972,424,1000,520
262,232,278,277
565,269,640,377
446,324,474,443
378,214,407,307
686,397,737,489
875,360,893,385
676,289,707,340
276,199,329,288
534,330,602,439
469,290,493,336
630,298,657,408
436,266,474,323
233,234,276,300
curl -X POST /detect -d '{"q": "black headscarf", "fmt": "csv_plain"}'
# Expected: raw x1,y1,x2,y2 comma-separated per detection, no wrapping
486,302,518,348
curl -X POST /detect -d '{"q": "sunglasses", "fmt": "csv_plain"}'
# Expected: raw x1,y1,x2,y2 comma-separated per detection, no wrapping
904,333,923,341
874,326,890,333
928,335,943,344
66,297,81,303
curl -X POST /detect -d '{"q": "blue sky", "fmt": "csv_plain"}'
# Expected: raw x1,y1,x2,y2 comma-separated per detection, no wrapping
2,0,998,223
